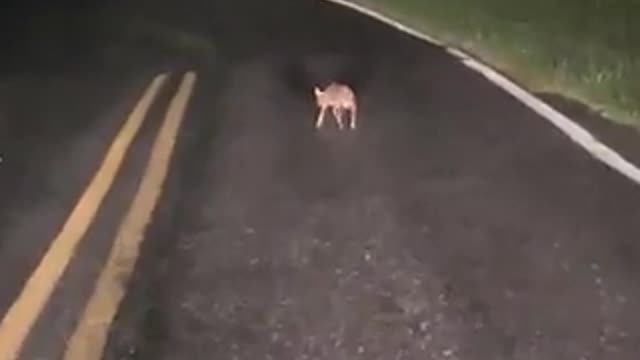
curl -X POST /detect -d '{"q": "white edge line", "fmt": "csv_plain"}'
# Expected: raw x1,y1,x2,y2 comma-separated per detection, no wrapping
323,0,640,187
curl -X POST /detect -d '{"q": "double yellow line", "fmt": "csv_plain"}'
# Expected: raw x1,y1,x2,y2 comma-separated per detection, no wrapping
0,71,197,360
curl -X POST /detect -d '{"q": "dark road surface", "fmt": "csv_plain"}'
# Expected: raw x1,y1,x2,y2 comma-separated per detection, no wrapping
0,68,147,314
2,0,640,359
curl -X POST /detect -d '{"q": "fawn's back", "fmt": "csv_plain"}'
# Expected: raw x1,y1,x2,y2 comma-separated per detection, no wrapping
316,83,356,108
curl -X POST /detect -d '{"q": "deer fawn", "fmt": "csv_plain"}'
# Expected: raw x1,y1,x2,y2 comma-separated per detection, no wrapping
313,82,358,130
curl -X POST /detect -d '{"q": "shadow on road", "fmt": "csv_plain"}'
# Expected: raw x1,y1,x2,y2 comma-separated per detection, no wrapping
89,0,640,359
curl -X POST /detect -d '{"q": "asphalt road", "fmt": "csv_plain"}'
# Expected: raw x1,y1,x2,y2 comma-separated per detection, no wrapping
2,0,640,359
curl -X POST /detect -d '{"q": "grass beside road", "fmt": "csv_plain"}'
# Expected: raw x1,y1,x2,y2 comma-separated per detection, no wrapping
340,0,640,128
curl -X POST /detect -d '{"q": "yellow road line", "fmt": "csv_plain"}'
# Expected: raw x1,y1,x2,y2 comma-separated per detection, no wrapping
63,71,197,360
0,73,168,360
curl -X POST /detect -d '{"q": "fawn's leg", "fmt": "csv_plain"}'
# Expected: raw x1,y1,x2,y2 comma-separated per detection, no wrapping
333,107,344,130
350,104,357,129
315,106,327,128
